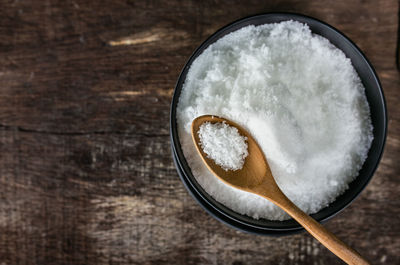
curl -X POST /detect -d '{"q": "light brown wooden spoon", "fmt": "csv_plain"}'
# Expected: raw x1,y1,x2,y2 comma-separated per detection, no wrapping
192,115,370,265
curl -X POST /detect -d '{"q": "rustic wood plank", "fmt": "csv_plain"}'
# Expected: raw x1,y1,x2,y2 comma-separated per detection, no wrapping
0,0,399,264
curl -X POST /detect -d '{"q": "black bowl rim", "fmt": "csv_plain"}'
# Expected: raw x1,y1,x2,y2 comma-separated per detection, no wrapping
170,12,388,235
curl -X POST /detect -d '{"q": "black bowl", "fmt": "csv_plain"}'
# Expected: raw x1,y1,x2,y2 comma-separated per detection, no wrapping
170,13,387,235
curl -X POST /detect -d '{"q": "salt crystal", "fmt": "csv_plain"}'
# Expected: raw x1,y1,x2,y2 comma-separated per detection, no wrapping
198,122,248,171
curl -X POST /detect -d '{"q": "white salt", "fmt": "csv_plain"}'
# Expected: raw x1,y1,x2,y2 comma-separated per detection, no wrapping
198,122,248,171
176,21,373,220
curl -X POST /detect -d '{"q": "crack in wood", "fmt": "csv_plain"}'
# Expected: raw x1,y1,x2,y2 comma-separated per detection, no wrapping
0,123,169,137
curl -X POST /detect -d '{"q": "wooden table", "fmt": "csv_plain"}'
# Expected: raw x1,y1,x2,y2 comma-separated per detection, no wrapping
0,1,399,264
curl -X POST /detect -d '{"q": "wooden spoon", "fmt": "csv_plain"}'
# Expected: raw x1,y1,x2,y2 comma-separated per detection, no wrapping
192,115,370,265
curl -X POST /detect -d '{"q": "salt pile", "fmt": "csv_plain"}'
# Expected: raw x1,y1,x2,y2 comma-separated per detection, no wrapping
177,21,373,220
198,122,248,171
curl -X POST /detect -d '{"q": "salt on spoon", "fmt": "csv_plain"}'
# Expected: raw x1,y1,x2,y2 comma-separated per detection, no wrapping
198,121,248,171
192,115,370,265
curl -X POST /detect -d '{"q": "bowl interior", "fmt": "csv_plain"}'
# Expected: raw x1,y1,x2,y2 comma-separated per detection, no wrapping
170,13,387,234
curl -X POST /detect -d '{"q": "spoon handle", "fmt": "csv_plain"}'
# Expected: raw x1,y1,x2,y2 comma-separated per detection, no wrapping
272,194,370,265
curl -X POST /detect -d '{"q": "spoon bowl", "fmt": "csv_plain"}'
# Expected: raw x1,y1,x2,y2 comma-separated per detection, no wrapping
192,115,271,191
192,115,370,265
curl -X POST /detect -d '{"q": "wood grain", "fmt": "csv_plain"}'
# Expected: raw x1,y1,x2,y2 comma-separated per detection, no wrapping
0,0,399,264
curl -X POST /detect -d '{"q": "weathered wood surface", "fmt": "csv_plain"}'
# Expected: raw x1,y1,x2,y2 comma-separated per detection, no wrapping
0,0,399,264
